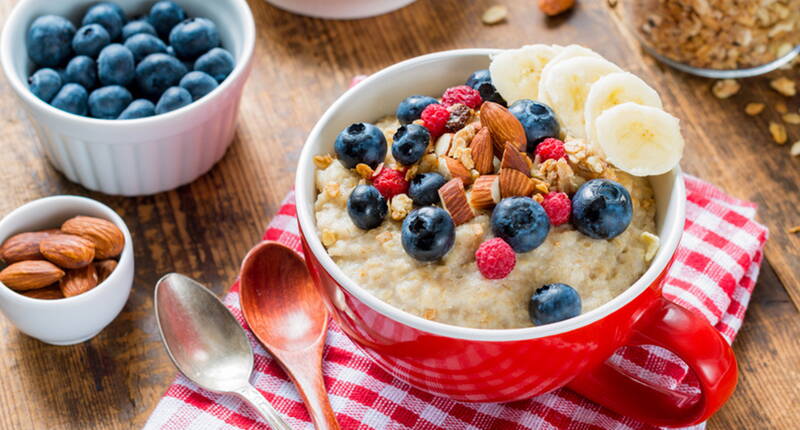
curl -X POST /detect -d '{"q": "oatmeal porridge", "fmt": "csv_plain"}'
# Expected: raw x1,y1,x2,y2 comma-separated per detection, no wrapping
313,45,684,329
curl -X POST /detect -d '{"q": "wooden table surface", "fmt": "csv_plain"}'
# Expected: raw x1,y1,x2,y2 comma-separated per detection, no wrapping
0,0,798,428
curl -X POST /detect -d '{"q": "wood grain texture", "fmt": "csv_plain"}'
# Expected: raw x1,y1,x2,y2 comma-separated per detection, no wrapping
0,0,797,428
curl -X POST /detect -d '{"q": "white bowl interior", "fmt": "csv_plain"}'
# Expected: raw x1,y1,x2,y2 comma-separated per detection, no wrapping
296,49,686,341
0,0,255,136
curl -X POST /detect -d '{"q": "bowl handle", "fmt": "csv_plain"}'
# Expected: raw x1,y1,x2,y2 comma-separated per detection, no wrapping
566,297,737,427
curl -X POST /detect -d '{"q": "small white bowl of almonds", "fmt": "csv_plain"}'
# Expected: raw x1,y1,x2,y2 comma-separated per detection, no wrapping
0,196,133,345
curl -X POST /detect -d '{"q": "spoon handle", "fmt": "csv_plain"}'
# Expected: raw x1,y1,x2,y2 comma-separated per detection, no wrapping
235,384,293,430
280,349,340,430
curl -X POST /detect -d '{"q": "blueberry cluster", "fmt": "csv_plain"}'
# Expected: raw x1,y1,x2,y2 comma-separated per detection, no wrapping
25,1,235,120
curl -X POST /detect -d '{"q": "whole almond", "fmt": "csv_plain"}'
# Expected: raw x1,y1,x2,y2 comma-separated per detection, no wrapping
60,264,99,298
40,234,95,269
21,285,64,300
0,231,55,263
480,102,527,156
0,260,65,290
61,216,124,259
94,259,118,283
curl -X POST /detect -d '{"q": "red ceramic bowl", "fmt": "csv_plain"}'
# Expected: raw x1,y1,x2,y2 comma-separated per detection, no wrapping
295,49,737,427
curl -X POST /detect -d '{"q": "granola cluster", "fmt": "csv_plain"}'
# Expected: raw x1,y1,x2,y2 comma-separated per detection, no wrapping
625,0,800,70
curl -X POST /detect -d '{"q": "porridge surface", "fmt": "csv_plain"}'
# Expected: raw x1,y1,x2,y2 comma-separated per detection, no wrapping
314,119,657,329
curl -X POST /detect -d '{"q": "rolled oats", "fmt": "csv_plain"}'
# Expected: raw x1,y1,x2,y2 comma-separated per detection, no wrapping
791,141,800,156
744,102,765,116
770,77,797,96
711,79,740,99
783,113,800,124
769,121,788,144
389,194,413,221
625,0,800,70
482,5,508,25
355,163,374,179
313,154,334,170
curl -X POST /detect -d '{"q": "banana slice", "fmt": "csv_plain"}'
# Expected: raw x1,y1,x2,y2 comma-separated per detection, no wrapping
538,56,622,138
490,44,559,103
584,72,663,151
595,103,684,176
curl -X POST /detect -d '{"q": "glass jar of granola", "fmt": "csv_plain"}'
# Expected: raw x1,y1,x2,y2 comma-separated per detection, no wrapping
618,0,800,78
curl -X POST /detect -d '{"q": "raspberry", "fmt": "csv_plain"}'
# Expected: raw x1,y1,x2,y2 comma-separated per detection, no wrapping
420,103,450,138
535,138,566,161
541,192,571,226
475,238,516,280
441,85,482,109
372,167,408,200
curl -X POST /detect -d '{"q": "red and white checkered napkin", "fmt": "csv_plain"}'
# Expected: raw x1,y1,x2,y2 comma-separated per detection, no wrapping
145,175,768,430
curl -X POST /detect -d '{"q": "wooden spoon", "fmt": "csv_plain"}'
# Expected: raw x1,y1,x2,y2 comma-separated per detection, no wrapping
239,241,340,430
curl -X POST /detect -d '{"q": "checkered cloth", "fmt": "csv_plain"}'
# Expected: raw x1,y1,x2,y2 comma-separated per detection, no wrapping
145,175,767,430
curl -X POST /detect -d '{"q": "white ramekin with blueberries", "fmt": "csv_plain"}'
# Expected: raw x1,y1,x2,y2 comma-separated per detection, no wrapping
0,0,255,195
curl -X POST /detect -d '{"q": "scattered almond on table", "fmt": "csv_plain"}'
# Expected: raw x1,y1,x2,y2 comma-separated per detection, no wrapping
775,101,788,114
538,0,575,16
0,216,123,300
782,113,800,125
788,225,800,234
481,5,508,25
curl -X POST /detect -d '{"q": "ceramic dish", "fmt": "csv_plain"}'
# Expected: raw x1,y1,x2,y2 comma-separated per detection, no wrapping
0,0,255,195
0,196,134,345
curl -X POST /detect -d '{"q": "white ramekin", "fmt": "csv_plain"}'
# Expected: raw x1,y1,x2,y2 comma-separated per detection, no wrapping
0,0,256,196
0,196,134,345
264,0,416,19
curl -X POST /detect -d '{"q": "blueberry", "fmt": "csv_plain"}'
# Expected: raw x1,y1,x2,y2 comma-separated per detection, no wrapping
82,2,125,41
121,19,156,40
155,86,192,114
97,44,135,86
169,18,220,60
51,83,88,115
401,206,455,262
124,33,167,62
491,197,550,253
26,15,75,67
347,185,387,230
571,179,633,240
396,95,438,125
407,172,446,206
166,45,175,56
392,124,430,165
88,85,132,119
465,69,491,89
118,98,155,119
64,56,97,90
465,69,506,106
509,100,560,152
72,24,110,58
28,68,62,102
135,53,187,99
179,71,218,101
529,283,581,325
476,81,506,106
148,1,186,39
193,47,234,82
333,122,387,169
